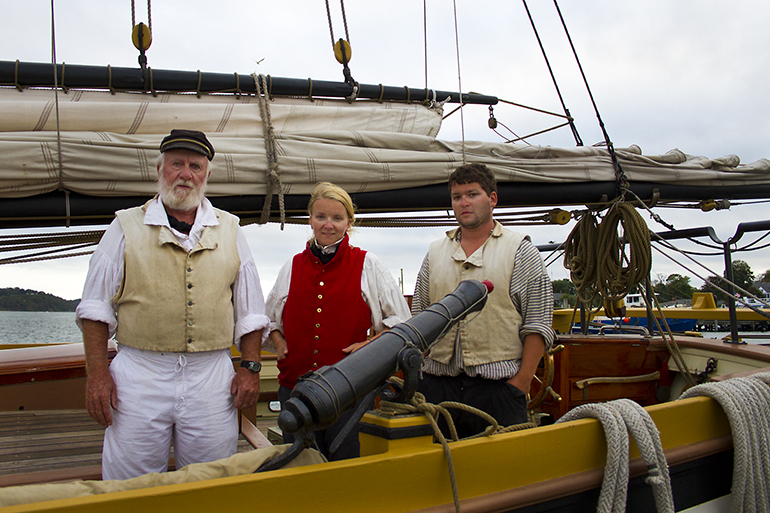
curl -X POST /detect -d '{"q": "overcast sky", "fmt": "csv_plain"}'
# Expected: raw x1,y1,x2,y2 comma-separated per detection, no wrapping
1,0,769,300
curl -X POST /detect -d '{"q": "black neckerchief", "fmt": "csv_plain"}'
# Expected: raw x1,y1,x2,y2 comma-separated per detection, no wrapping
310,242,337,265
168,215,193,235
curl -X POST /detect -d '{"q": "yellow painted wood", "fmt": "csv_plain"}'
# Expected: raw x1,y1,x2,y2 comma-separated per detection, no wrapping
0,396,731,513
359,412,434,456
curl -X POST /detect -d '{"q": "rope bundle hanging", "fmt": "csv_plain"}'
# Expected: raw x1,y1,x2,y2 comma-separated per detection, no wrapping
253,73,285,229
597,201,651,302
563,212,600,304
563,201,651,307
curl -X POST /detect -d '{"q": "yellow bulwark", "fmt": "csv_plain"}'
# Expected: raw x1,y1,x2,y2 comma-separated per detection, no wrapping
0,396,731,513
553,292,770,334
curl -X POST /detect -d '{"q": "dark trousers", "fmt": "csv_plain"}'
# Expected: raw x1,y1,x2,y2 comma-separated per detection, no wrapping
278,386,368,461
418,373,528,439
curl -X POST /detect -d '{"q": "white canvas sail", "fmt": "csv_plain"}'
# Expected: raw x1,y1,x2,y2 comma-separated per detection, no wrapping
1,87,769,202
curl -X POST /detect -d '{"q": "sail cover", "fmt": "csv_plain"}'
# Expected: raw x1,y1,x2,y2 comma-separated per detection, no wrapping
1,87,769,203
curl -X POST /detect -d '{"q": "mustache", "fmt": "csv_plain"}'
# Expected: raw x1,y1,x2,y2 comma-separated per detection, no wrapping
173,178,194,188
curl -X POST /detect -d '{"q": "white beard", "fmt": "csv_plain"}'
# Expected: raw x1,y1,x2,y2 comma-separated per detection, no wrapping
158,176,207,212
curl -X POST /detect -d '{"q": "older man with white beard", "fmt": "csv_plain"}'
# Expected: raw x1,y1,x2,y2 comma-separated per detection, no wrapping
76,129,269,480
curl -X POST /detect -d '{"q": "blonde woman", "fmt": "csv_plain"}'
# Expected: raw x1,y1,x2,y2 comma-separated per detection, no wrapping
265,182,410,460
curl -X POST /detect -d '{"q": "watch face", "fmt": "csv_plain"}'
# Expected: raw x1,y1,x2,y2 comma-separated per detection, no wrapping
241,360,261,373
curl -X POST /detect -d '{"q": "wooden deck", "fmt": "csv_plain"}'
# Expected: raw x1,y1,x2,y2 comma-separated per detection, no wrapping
0,410,278,487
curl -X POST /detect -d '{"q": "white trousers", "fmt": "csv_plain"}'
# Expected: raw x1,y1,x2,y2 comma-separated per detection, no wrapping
102,345,238,480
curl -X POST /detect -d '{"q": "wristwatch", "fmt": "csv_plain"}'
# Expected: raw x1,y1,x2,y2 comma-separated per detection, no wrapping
240,360,262,373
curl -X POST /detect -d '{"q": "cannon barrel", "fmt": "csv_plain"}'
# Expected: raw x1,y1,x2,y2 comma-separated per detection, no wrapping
278,279,492,435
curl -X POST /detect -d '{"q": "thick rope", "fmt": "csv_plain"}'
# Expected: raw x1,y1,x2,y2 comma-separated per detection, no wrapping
253,73,285,229
679,373,770,513
564,211,600,304
556,399,674,513
563,201,651,307
596,202,651,302
639,279,697,388
379,378,535,513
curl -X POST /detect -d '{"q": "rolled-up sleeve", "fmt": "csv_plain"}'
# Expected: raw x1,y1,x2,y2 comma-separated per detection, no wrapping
75,220,125,338
361,252,411,332
510,240,555,350
233,228,270,349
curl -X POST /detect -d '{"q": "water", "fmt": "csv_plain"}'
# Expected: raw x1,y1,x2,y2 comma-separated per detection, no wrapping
1,311,767,346
0,311,82,345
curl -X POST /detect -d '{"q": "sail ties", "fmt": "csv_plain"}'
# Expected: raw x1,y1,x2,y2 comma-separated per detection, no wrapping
253,73,286,229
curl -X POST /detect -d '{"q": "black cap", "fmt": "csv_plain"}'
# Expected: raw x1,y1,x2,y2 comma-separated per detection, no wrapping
159,129,215,161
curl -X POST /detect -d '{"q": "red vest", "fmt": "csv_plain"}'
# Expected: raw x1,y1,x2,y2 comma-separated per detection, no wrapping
278,235,372,389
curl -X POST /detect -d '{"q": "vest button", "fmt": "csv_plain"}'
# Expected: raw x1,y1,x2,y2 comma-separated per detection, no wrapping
314,335,319,340
188,321,193,326
317,294,323,300
187,283,192,289
187,267,192,272
317,308,322,313
312,363,318,368
187,338,192,344
313,349,319,354
464,264,470,270
315,323,321,328
319,281,325,286
188,301,193,306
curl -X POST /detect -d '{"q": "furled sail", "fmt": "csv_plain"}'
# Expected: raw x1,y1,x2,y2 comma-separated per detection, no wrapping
1,73,769,228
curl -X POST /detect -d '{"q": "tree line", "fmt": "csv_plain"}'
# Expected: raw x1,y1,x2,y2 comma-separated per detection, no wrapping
0,288,80,312
552,260,769,307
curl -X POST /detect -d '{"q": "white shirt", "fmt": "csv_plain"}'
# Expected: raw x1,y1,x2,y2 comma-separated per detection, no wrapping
75,197,270,348
263,248,411,352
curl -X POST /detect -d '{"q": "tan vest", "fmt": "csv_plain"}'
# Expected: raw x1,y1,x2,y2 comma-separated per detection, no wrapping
113,201,241,352
426,222,526,366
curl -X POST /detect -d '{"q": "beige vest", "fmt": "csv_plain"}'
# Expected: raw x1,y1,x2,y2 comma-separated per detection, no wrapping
426,222,526,366
113,202,241,352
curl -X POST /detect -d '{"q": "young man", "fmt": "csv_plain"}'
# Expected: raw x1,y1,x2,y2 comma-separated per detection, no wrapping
412,163,555,437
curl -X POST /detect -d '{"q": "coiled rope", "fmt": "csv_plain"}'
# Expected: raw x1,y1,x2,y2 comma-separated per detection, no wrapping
379,378,535,513
253,73,285,228
564,201,651,306
556,399,674,513
679,373,770,513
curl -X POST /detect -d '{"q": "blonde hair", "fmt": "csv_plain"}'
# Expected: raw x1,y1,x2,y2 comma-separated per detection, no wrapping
307,182,356,227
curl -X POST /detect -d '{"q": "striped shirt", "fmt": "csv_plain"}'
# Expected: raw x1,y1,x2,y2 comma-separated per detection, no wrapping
412,236,555,380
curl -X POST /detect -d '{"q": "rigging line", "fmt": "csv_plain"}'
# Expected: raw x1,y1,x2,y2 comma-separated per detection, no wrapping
735,231,770,252
423,0,428,89
0,242,98,263
50,0,69,228
131,0,152,32
649,234,761,301
552,0,633,194
652,243,770,320
451,0,466,164
521,0,582,147
324,0,336,47
339,0,350,43
0,250,94,266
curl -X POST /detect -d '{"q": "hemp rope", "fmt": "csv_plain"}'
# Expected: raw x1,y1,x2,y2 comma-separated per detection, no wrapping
679,373,770,513
253,73,286,228
564,201,651,306
556,399,674,513
378,378,535,513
